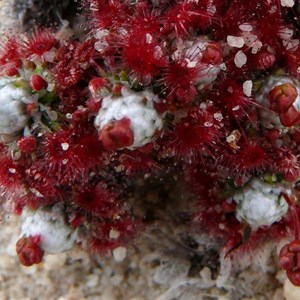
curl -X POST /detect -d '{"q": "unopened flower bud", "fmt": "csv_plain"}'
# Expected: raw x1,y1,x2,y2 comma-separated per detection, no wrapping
287,270,300,286
95,87,163,150
30,74,48,91
279,246,295,270
279,105,300,127
4,60,22,77
256,76,300,128
99,117,134,151
279,240,300,286
5,66,19,77
16,236,44,267
268,82,298,113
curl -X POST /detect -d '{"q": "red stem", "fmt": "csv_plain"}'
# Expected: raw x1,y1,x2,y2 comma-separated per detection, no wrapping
282,192,300,240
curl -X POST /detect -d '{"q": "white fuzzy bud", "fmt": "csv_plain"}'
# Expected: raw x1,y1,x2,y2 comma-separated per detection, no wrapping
281,0,295,8
94,87,163,149
0,78,36,141
184,38,222,88
233,179,289,229
21,205,76,254
256,76,300,129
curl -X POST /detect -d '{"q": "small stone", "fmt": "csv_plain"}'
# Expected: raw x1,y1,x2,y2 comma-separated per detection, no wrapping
281,0,295,7
199,267,214,285
251,40,263,54
44,253,67,270
243,80,253,97
227,35,245,48
109,229,120,239
112,246,127,262
111,274,123,286
213,112,223,121
226,130,241,150
278,27,294,40
273,288,284,300
61,143,69,151
239,24,253,32
86,274,99,288
145,33,153,44
0,254,15,270
227,86,233,93
234,50,247,68
284,278,300,300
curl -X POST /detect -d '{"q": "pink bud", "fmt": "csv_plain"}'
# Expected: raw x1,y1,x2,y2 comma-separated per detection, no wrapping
279,105,300,127
16,236,44,267
4,60,22,77
279,244,296,270
30,74,48,91
287,270,300,286
283,169,299,182
99,118,134,151
5,66,19,77
268,83,298,114
288,240,300,253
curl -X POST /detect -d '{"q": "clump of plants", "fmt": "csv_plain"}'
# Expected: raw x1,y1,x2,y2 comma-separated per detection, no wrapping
0,0,300,286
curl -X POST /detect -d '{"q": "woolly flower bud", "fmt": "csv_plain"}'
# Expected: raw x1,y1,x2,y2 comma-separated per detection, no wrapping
20,204,76,254
233,179,289,229
256,76,300,129
0,77,36,142
185,38,223,88
94,86,163,150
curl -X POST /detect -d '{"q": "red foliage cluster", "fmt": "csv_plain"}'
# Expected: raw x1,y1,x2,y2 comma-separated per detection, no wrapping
0,30,59,76
1,0,300,286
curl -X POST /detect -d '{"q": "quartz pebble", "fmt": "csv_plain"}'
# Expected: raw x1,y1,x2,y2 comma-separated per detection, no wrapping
284,279,300,300
243,80,253,97
113,246,127,262
234,51,247,68
227,35,245,48
281,0,295,7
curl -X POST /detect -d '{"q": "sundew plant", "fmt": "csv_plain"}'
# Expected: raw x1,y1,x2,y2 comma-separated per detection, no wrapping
1,0,300,286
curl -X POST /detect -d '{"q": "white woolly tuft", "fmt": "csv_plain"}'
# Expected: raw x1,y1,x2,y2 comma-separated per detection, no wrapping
21,204,76,254
233,179,289,229
0,77,36,142
94,86,163,149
